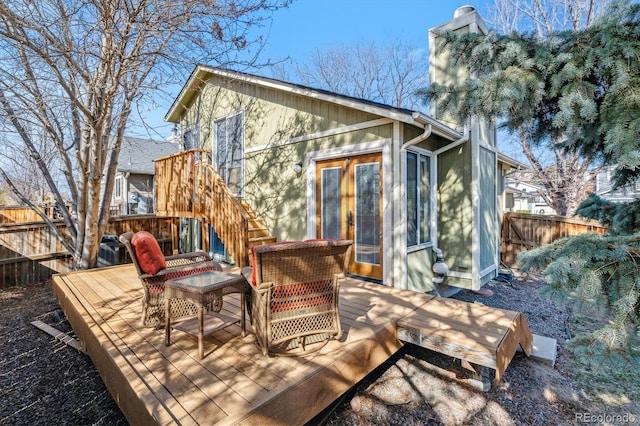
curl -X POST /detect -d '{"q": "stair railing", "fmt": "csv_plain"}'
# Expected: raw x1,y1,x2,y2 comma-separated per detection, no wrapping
155,149,251,267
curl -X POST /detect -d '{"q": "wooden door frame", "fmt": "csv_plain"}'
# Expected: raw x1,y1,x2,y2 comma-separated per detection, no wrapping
315,154,384,279
305,140,393,283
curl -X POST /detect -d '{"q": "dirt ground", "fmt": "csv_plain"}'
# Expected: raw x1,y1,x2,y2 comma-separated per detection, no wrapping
1,274,638,425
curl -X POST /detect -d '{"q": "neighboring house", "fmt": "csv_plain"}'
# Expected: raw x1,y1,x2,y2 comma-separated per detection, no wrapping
596,165,640,203
162,6,521,293
111,136,178,215
504,178,557,215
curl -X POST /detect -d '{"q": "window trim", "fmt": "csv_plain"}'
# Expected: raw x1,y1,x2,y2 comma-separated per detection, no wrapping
213,110,245,197
405,148,433,251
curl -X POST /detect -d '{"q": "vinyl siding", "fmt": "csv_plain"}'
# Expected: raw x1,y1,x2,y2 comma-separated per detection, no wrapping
437,141,472,278
179,71,393,242
479,146,497,271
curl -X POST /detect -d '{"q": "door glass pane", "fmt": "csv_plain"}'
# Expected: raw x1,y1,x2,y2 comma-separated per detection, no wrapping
321,167,342,239
354,162,380,265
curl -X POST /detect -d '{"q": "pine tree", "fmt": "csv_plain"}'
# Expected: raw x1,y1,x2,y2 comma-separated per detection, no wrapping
424,1,640,351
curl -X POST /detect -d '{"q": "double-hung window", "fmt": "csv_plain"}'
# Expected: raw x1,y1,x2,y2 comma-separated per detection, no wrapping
406,151,431,247
214,111,245,196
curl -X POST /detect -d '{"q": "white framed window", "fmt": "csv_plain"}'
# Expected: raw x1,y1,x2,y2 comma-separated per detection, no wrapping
213,111,245,196
115,175,122,199
406,150,431,247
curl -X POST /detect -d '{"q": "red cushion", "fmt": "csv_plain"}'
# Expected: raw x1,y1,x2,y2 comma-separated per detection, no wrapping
250,246,257,285
131,231,166,275
270,280,333,313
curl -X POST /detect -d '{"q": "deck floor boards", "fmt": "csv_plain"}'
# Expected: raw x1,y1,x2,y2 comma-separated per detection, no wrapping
53,264,435,425
53,264,532,425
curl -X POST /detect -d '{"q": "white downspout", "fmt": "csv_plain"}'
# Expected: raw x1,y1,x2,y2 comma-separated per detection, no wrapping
397,121,431,290
401,122,432,153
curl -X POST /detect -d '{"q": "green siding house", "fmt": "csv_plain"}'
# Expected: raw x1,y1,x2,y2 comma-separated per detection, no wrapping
164,6,519,294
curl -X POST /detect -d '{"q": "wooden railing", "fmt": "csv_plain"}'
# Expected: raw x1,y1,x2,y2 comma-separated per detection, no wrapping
154,149,251,267
501,212,607,266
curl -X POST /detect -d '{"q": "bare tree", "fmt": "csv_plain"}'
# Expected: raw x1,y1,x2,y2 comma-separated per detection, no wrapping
0,0,287,269
273,41,428,109
485,0,611,36
0,131,63,205
477,0,615,215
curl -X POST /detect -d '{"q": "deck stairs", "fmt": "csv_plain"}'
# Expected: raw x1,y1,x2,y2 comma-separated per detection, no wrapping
154,149,276,267
243,203,277,247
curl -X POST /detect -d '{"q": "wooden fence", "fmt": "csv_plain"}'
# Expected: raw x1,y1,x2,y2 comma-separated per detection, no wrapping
0,215,180,288
0,205,65,224
501,212,608,266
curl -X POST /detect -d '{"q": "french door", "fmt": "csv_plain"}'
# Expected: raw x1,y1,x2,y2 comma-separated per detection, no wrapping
315,153,383,280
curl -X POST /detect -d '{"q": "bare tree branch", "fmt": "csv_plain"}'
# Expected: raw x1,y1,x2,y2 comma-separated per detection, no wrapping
278,41,427,110
0,0,288,268
477,0,616,215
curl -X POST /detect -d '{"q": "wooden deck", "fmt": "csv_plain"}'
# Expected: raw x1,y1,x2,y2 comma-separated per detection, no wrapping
52,264,533,425
52,264,435,425
397,297,533,386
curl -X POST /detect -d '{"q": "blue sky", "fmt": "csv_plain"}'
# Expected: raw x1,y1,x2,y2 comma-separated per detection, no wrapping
142,0,484,137
259,0,479,63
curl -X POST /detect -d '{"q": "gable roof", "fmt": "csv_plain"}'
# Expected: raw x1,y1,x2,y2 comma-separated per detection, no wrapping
118,136,179,175
165,65,462,140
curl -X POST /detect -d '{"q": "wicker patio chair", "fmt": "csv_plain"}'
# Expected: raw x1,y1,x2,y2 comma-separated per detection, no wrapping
119,231,224,327
242,239,353,356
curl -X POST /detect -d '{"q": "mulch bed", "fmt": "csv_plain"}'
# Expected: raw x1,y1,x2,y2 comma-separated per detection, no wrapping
0,283,126,425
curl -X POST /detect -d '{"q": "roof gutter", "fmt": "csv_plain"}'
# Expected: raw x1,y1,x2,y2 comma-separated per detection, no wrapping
400,111,472,155
401,119,432,152
434,124,469,156
411,112,461,140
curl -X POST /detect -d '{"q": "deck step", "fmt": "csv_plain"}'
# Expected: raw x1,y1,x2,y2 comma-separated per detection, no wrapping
518,334,557,367
241,203,257,218
249,227,271,238
243,205,276,243
249,236,277,246
248,218,263,228
396,297,533,388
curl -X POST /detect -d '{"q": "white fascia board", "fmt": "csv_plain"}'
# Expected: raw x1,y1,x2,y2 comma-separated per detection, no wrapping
498,152,529,170
412,112,461,140
165,67,207,123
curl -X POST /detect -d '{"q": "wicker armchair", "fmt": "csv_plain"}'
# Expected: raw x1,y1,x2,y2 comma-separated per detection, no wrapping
119,231,223,327
242,239,353,356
